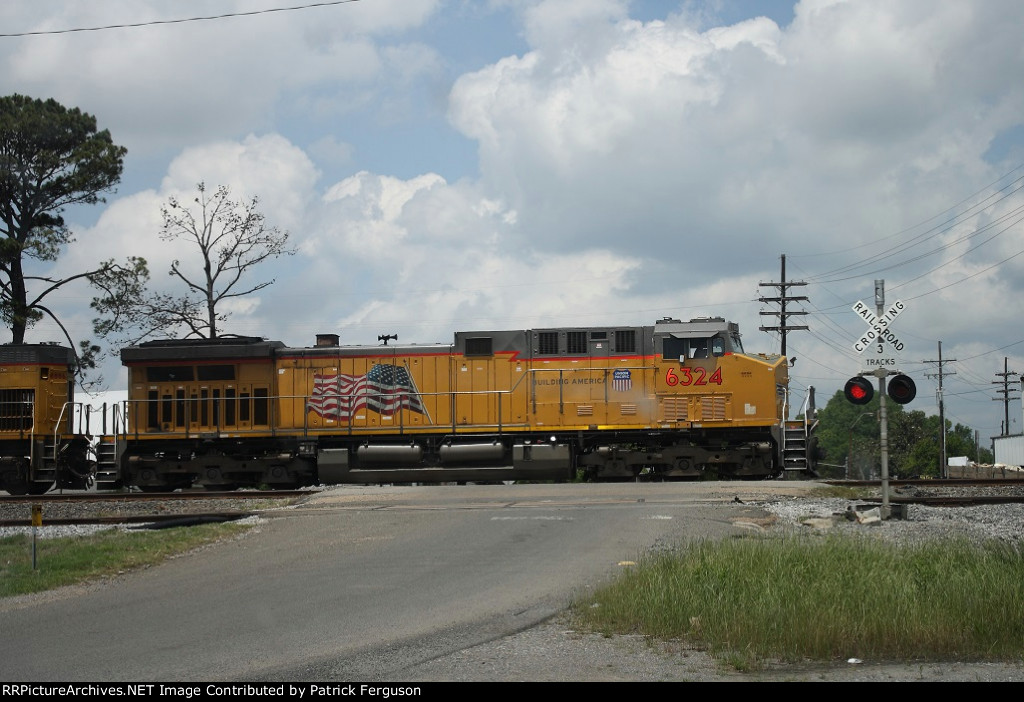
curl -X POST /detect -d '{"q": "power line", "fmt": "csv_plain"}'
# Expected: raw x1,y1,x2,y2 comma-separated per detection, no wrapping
792,163,1024,262
794,164,1024,276
0,1,361,38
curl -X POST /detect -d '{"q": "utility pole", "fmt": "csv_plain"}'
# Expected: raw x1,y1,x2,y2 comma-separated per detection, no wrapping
759,254,808,357
992,358,1020,436
923,341,956,478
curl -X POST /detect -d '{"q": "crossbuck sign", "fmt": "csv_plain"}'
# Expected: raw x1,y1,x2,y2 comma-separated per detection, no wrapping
852,299,905,355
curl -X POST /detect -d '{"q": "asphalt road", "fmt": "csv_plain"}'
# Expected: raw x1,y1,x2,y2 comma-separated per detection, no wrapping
0,481,812,682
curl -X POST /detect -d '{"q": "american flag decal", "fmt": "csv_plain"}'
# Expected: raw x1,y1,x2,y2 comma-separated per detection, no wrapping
612,369,632,392
307,364,428,420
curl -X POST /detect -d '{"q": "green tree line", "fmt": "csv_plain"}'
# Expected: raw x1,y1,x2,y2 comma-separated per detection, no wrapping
814,390,993,478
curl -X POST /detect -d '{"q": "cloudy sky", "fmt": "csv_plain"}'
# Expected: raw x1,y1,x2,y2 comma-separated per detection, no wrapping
3,0,1023,447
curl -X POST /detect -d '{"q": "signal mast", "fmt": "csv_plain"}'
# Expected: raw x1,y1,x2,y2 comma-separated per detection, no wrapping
843,281,916,518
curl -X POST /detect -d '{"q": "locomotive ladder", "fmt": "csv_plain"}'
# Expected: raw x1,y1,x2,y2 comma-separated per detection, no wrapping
783,420,810,472
782,388,818,476
93,401,126,490
94,436,121,490
36,437,59,485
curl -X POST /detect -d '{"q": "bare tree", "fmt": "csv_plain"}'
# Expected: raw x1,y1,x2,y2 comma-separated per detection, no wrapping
122,182,294,341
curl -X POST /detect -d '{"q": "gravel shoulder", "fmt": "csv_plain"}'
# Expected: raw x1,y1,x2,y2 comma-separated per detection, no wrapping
395,617,1024,682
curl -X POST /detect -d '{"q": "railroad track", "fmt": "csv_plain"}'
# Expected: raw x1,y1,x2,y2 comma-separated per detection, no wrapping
0,489,310,528
826,478,1024,488
6,479,1024,527
0,512,256,528
0,489,314,504
825,478,1024,507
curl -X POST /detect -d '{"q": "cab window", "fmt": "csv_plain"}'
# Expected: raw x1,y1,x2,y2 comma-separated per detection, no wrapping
690,338,709,359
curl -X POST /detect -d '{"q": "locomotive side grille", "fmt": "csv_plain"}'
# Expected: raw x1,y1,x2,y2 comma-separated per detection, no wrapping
620,403,637,415
615,330,636,353
567,331,587,354
464,337,493,356
0,389,34,432
576,404,593,416
538,331,559,354
700,396,727,420
661,397,687,422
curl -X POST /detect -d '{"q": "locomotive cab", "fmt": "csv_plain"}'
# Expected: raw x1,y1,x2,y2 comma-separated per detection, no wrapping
655,316,744,361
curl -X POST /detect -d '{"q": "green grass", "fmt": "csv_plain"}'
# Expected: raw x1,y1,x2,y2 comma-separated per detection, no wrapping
0,523,251,598
573,534,1024,665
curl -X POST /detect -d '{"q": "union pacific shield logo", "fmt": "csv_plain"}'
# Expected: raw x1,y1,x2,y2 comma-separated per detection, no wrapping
612,369,632,392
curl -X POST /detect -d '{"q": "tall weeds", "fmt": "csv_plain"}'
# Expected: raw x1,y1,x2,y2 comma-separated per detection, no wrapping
573,535,1024,662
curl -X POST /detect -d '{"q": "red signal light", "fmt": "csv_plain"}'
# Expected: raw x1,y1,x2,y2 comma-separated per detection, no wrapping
844,377,874,405
887,374,917,404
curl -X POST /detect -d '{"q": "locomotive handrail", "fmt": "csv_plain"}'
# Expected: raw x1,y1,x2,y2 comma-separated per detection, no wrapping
115,362,693,442
117,367,675,441
54,401,75,445
118,388,528,440
52,400,86,490
780,386,790,457
798,386,818,438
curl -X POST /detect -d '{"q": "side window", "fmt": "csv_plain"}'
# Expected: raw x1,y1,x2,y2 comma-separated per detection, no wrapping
712,336,725,357
731,333,744,354
663,337,687,361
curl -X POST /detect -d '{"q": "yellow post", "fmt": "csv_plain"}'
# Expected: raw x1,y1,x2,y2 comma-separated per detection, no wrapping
31,504,42,570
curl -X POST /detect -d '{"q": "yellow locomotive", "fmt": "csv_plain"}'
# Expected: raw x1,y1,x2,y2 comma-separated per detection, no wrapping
114,317,818,490
0,344,96,494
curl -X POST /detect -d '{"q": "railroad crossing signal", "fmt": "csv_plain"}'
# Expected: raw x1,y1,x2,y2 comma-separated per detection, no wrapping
846,295,915,406
849,280,910,519
843,372,917,405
